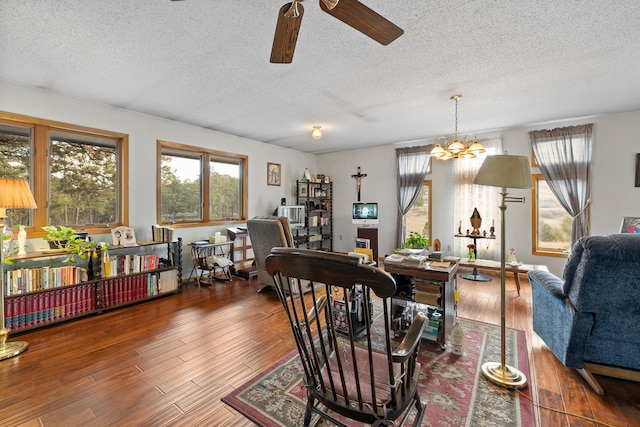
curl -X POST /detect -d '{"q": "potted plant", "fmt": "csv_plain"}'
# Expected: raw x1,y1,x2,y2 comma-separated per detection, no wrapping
42,225,103,263
403,231,430,249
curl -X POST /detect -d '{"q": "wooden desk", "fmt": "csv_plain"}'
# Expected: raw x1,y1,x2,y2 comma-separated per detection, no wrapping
384,259,459,347
188,241,234,287
458,258,548,295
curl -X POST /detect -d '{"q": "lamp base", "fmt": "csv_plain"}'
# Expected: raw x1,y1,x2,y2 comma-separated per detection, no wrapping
481,361,527,389
0,328,29,361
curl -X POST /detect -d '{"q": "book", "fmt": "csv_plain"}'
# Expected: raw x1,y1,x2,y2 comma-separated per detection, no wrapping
151,225,174,242
384,254,404,264
402,254,428,266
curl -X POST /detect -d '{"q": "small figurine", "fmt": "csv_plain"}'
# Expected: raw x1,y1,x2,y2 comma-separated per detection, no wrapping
508,248,518,265
490,220,496,237
483,230,487,237
470,208,482,235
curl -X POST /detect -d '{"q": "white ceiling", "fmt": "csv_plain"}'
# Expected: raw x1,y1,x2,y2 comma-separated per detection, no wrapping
1,1,639,154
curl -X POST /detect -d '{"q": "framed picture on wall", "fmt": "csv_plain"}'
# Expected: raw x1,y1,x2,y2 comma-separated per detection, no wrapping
620,217,640,233
267,162,281,186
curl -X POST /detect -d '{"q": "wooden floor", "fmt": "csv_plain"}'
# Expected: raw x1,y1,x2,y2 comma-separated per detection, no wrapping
1,268,639,427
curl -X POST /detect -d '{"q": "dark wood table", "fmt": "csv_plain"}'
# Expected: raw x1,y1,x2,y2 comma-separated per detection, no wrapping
384,258,459,347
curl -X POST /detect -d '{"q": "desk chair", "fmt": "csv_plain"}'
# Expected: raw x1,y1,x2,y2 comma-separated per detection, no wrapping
266,248,428,426
190,242,233,288
246,216,297,293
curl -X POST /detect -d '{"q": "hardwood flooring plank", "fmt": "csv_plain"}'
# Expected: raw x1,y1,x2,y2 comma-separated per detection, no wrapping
0,272,636,426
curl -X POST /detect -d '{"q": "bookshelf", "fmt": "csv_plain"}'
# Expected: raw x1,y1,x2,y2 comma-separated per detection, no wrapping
295,180,333,251
3,239,182,334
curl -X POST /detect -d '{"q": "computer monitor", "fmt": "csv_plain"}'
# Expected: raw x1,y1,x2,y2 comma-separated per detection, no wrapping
277,205,306,228
352,202,378,225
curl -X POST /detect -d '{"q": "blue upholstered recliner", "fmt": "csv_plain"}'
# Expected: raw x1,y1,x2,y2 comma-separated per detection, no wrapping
528,234,640,394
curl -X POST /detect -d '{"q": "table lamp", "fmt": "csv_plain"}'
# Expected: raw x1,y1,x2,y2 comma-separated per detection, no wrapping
0,178,37,361
473,154,532,388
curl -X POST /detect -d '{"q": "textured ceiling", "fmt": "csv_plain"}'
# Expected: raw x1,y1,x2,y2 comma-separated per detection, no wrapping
1,1,639,154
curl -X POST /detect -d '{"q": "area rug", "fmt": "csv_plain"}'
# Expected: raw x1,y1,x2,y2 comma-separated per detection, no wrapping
222,318,535,426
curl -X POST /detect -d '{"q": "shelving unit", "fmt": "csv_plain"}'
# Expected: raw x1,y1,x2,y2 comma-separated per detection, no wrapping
3,239,182,334
384,259,458,347
295,180,333,251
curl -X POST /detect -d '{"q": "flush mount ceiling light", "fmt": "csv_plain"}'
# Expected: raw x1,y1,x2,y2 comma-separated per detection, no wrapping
430,95,486,160
311,126,323,139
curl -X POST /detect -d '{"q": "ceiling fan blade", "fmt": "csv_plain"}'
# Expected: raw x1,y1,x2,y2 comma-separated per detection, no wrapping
270,2,305,64
319,0,403,45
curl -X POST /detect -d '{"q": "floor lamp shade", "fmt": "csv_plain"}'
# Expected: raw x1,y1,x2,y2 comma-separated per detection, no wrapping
1,178,37,361
473,155,532,389
473,155,533,189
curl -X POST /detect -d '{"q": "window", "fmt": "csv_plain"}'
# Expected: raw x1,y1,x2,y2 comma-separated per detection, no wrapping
158,140,247,225
532,174,573,256
404,180,432,242
0,112,128,237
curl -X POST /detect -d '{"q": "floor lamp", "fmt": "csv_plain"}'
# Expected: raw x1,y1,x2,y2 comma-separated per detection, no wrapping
0,178,37,361
473,154,532,389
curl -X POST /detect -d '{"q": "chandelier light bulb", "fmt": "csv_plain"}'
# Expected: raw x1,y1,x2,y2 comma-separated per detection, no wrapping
430,94,485,160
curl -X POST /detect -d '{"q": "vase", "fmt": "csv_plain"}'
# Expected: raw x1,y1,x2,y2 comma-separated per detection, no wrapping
17,225,27,255
468,248,475,261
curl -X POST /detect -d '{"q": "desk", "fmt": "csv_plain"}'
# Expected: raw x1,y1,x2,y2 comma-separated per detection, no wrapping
188,241,234,287
384,258,459,347
455,233,496,282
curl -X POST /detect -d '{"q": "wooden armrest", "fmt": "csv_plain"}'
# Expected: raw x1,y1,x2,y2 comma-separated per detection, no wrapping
392,313,427,362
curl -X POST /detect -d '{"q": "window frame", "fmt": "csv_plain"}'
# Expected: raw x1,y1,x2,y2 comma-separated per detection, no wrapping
156,140,248,227
404,179,432,243
531,173,588,257
0,111,129,238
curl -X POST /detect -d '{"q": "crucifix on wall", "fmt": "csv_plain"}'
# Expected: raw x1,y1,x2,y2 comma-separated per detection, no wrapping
351,166,367,201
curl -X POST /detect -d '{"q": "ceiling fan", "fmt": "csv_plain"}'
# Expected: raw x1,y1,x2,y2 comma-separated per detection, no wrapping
270,0,404,63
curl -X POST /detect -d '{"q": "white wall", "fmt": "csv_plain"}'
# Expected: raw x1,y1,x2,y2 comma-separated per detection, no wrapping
1,81,317,276
4,80,640,278
319,111,640,276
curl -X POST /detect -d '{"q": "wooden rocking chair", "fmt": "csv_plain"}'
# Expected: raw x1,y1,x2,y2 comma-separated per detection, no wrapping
265,248,427,426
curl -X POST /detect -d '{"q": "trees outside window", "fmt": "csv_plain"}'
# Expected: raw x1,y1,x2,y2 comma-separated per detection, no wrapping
158,141,247,225
0,112,128,236
404,180,432,242
532,174,573,255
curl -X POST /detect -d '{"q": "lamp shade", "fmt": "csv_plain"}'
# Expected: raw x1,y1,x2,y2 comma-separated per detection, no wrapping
473,155,533,189
0,178,37,209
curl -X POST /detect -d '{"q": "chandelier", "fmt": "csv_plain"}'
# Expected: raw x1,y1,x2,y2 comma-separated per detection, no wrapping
430,94,485,160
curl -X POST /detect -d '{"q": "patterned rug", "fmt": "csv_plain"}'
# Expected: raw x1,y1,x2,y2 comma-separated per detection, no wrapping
222,318,535,426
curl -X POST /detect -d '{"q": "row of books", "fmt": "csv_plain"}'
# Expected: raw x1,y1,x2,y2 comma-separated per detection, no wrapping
102,274,153,307
101,253,162,277
3,271,181,329
101,270,178,308
151,224,174,242
4,284,96,329
3,266,89,296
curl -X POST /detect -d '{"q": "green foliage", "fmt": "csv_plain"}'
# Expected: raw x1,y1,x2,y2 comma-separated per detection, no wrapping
403,231,430,249
42,225,105,263
49,139,117,225
160,156,241,222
